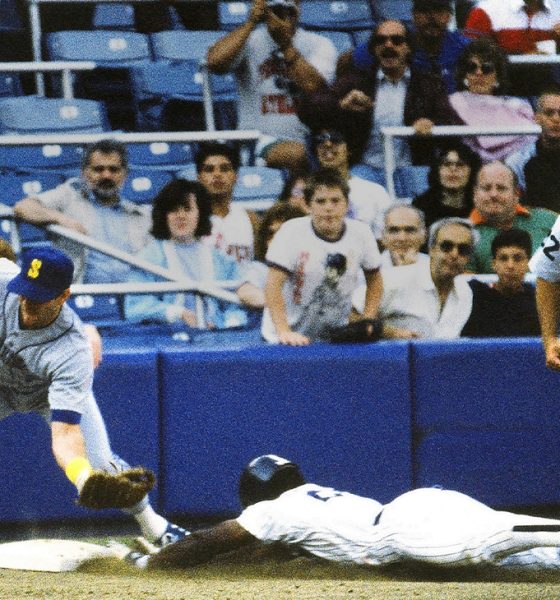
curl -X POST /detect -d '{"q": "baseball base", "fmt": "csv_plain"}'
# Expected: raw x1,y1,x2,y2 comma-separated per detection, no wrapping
0,539,116,572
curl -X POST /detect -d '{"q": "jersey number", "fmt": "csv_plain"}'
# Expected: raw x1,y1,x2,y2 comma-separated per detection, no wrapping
307,489,343,502
542,234,560,262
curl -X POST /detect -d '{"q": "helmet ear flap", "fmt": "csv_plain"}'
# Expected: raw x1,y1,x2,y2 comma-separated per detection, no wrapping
239,455,305,508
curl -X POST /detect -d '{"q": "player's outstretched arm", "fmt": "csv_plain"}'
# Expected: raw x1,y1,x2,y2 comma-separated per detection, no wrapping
535,277,560,370
148,520,256,569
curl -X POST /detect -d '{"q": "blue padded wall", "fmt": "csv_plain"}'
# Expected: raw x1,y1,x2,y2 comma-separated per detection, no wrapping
0,348,160,522
411,338,560,506
158,342,413,514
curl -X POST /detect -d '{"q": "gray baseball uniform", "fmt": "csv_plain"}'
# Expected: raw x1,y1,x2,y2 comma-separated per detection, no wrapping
0,259,139,488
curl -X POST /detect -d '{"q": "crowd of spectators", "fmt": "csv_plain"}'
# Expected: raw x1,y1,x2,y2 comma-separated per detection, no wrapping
7,0,560,346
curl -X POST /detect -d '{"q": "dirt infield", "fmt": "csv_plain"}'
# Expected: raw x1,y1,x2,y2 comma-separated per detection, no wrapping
2,554,560,600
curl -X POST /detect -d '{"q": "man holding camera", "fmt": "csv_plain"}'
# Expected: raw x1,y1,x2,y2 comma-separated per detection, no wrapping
206,0,337,172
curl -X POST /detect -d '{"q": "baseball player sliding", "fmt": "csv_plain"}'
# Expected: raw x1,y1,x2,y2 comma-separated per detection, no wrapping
0,247,186,547
124,454,560,571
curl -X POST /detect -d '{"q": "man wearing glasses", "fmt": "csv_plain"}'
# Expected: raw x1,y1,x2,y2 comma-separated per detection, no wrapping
340,0,469,94
206,0,337,172
467,161,557,274
506,87,560,212
14,139,151,284
299,19,458,173
353,217,476,339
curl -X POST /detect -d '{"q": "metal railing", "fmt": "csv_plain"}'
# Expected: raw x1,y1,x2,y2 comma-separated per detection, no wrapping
382,124,541,199
0,61,96,99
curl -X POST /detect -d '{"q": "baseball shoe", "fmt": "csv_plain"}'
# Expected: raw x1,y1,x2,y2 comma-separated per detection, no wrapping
155,522,190,548
123,551,150,569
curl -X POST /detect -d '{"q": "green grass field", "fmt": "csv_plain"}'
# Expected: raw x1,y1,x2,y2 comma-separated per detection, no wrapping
2,540,560,600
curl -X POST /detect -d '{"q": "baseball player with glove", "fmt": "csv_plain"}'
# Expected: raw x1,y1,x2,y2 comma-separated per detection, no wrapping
0,247,187,546
124,454,560,571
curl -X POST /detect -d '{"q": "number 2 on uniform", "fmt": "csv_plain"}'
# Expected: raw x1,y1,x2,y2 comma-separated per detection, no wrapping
542,234,560,261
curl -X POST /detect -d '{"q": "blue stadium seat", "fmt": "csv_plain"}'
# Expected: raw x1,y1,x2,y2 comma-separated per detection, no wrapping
130,61,237,131
352,28,372,47
393,166,430,199
67,294,124,326
0,73,22,98
0,97,110,135
176,163,197,180
350,164,386,186
370,0,413,26
122,168,175,204
92,3,136,30
150,30,224,63
299,0,375,31
233,166,285,206
315,30,354,54
46,30,152,130
127,142,195,171
46,30,152,66
0,144,83,174
0,171,65,243
218,1,251,30
0,0,22,32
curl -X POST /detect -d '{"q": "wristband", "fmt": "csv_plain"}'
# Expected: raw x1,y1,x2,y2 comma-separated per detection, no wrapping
65,456,92,488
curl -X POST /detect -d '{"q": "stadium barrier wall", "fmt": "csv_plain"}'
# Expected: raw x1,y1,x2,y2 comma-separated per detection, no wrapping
0,337,557,524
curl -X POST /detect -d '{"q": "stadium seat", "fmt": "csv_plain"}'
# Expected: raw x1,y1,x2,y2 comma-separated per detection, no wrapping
150,30,224,63
0,144,83,174
393,165,430,199
0,73,22,98
218,1,251,30
46,30,152,130
0,97,110,135
127,141,195,171
0,0,22,32
46,30,152,66
0,171,65,243
130,61,237,131
233,166,285,209
350,164,386,187
370,0,413,26
299,0,375,31
352,28,372,47
67,294,124,326
92,3,136,30
315,30,354,54
122,168,175,204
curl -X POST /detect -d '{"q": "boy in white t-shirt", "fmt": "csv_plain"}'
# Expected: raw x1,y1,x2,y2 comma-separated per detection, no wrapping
262,168,382,344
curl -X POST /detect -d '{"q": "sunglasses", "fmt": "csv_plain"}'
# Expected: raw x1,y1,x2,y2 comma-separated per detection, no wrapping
314,132,345,145
372,34,407,47
465,61,496,75
386,225,419,234
438,240,472,257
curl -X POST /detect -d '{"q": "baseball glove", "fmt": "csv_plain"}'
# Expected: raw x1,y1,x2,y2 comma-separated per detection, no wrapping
327,318,383,344
77,467,156,510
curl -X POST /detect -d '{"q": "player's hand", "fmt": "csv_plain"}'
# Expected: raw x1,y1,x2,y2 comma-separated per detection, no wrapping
57,214,88,235
277,329,310,346
544,338,560,370
249,0,266,25
180,309,198,328
413,118,434,136
391,249,419,266
552,23,560,38
339,90,373,112
266,9,295,50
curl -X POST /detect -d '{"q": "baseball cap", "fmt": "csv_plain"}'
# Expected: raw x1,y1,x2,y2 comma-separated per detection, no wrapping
413,0,452,10
7,247,74,302
266,0,297,8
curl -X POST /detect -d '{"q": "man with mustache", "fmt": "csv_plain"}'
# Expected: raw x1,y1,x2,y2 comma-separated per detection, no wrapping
14,139,151,283
339,0,469,94
298,19,458,172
